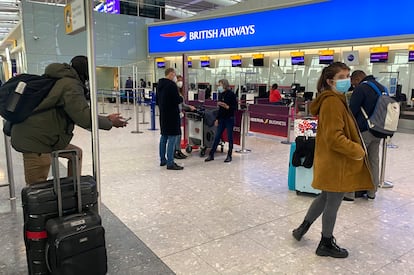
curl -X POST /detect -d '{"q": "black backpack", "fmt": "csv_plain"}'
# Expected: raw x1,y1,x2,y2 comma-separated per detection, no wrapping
0,74,58,135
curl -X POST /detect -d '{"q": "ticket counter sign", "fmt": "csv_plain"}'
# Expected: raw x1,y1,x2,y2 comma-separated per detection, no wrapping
248,104,290,137
64,0,86,35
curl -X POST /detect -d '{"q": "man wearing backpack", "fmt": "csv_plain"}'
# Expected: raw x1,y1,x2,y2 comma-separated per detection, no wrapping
344,70,388,201
10,56,127,185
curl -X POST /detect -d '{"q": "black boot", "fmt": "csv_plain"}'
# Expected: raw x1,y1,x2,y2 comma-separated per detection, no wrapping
292,220,312,241
224,155,232,162
316,235,348,258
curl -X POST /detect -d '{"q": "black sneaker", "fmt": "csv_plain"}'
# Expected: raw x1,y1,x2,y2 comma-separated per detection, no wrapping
160,161,167,166
178,151,188,159
174,151,185,159
167,163,184,170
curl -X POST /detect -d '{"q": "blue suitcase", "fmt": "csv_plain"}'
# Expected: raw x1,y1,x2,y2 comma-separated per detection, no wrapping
288,142,296,191
295,165,320,195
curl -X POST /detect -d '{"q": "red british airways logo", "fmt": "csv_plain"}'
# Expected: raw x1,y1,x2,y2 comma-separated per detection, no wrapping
160,31,187,42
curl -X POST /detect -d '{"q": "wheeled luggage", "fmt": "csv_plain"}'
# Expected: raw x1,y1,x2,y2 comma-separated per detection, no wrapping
21,150,102,274
292,137,320,195
288,142,296,191
45,150,107,275
295,165,320,195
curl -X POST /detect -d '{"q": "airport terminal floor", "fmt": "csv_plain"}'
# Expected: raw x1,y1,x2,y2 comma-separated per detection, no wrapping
1,104,414,274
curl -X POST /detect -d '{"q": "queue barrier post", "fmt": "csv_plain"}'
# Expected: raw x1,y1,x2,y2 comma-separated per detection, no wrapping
236,109,251,154
139,89,149,125
99,90,107,114
131,89,143,134
1,121,16,200
281,105,294,144
124,90,131,110
149,91,157,130
379,137,394,188
114,90,120,114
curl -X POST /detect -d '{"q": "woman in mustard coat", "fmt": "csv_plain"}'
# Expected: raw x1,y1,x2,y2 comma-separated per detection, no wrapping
292,62,374,258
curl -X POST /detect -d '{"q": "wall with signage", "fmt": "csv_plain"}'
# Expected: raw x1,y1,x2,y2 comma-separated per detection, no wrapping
21,1,150,74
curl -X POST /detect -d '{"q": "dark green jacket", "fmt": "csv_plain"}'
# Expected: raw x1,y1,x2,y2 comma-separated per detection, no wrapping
11,63,112,153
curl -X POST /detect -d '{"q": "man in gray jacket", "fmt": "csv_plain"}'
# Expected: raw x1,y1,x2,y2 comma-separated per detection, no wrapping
11,56,127,185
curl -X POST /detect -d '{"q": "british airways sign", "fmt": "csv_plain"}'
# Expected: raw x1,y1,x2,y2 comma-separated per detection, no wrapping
159,25,256,43
148,0,414,54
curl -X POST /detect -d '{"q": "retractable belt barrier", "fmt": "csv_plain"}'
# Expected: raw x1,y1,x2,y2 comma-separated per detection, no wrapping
248,103,293,144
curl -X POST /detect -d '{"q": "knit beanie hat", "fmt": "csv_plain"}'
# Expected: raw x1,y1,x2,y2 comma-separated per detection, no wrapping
70,55,89,83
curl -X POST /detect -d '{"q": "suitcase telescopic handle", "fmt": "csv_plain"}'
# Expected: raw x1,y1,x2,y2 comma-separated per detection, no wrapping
51,149,82,217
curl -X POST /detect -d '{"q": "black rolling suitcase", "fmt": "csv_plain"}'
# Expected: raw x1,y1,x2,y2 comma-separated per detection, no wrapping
21,150,102,274
45,150,107,275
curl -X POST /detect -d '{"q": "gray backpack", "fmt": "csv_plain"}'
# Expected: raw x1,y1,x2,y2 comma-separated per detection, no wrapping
360,81,400,137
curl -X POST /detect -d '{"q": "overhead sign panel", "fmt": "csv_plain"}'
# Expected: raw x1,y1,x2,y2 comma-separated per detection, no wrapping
64,0,86,35
148,0,414,54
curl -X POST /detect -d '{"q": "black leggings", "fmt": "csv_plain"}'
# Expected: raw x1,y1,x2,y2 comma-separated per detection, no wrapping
304,191,344,238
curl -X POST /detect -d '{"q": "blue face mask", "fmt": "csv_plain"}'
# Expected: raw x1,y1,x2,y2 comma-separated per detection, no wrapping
335,78,351,93
217,86,224,93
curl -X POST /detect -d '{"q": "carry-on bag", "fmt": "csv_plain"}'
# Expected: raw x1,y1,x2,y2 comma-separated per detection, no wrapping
21,151,98,275
45,150,107,275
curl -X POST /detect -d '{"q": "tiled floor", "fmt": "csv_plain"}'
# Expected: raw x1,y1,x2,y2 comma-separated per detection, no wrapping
1,103,414,274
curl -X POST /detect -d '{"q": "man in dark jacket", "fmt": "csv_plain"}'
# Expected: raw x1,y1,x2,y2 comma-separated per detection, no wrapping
345,70,386,200
157,68,183,170
11,56,127,185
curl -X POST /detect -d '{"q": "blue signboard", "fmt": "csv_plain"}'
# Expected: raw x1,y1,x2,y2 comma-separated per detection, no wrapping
148,0,414,54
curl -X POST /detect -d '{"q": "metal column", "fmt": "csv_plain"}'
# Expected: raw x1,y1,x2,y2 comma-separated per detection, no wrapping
86,0,102,213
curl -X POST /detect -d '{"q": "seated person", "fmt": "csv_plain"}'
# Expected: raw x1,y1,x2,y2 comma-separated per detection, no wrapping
269,83,282,105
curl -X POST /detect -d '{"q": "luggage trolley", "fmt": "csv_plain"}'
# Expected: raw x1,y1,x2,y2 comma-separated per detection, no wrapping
185,108,223,157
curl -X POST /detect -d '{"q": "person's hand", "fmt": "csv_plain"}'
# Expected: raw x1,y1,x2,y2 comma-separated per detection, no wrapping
214,119,218,127
107,113,127,128
189,105,196,111
217,101,228,109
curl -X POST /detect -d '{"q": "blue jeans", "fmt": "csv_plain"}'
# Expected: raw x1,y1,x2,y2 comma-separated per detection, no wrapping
159,135,178,166
210,117,234,157
175,134,181,151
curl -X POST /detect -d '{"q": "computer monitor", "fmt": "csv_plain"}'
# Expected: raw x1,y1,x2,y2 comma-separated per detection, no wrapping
370,52,388,63
253,58,264,66
231,59,242,67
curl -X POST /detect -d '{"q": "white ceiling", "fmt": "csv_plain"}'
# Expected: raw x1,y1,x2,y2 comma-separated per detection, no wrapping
0,0,244,43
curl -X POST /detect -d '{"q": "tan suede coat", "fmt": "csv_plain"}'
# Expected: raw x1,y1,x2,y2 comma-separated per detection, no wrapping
310,90,374,192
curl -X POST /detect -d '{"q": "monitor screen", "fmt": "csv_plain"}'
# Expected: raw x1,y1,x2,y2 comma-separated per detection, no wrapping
231,59,242,67
409,51,414,62
319,55,334,65
188,61,192,68
253,58,264,66
291,56,305,65
95,0,120,14
370,52,388,63
157,62,165,68
200,60,210,67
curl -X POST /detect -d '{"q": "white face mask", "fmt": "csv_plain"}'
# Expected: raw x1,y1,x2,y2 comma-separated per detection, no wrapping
176,81,183,88
173,76,177,83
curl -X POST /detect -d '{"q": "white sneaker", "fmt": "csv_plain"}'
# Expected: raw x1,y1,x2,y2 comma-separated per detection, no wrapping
379,181,394,188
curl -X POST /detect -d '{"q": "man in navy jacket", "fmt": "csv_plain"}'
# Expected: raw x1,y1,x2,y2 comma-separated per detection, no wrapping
346,70,387,200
